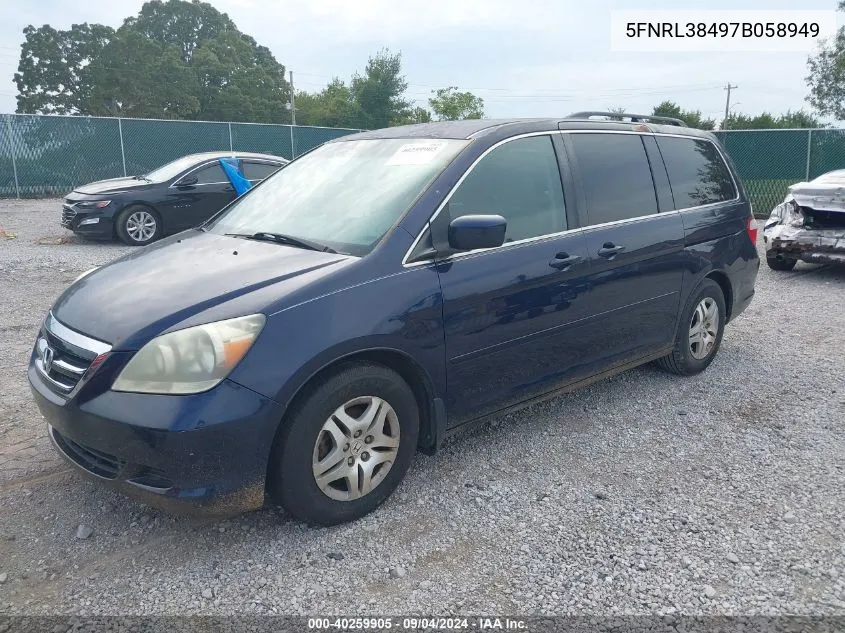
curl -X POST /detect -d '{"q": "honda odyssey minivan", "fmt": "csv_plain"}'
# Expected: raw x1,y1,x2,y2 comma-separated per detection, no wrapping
29,113,759,526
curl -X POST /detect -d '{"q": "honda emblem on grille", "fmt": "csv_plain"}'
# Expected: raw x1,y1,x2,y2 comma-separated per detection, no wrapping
42,345,54,373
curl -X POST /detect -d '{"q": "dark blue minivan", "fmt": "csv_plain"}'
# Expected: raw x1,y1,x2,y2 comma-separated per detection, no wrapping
28,114,760,525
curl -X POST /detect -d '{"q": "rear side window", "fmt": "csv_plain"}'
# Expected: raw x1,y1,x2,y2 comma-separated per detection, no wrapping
448,135,566,242
569,133,658,225
241,161,281,181
656,137,736,209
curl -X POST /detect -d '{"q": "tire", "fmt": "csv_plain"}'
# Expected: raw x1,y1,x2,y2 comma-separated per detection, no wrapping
116,205,162,246
766,252,797,271
656,278,726,376
267,362,420,526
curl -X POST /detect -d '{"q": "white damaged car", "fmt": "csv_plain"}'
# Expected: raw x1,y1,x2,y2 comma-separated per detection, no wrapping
763,170,845,270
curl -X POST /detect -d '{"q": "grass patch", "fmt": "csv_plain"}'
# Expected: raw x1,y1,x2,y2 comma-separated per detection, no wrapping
742,179,794,216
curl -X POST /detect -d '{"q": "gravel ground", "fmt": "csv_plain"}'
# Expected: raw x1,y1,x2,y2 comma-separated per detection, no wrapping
0,198,843,617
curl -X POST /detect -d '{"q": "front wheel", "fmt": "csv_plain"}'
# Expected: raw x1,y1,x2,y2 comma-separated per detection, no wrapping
116,205,162,246
267,363,419,526
656,278,726,376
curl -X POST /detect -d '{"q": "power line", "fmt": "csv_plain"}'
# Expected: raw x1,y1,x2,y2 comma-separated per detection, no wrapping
292,70,722,95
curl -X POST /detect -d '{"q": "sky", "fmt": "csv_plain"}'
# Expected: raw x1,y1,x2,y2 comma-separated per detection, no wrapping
0,0,840,123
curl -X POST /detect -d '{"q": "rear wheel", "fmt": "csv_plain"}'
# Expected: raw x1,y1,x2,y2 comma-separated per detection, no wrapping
116,205,162,246
267,363,419,526
656,278,726,376
766,252,797,271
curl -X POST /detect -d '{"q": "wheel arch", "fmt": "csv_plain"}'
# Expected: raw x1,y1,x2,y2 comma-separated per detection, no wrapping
270,347,444,471
704,269,733,322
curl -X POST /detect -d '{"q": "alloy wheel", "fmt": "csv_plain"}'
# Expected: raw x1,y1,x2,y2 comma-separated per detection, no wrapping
689,297,719,360
126,210,157,243
312,396,401,501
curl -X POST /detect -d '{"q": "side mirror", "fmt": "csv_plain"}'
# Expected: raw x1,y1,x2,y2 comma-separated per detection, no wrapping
448,214,507,251
176,175,198,187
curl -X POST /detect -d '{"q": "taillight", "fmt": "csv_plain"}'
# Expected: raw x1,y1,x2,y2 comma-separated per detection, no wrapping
746,215,758,245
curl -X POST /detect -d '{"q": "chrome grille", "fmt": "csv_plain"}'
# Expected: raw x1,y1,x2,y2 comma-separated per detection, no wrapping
61,203,77,227
34,312,111,397
35,337,88,392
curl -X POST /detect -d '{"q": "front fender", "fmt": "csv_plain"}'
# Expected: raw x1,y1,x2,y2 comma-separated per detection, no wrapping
227,264,447,410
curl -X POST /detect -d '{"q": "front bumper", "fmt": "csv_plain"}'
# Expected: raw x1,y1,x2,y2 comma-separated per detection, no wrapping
29,359,283,517
61,203,115,239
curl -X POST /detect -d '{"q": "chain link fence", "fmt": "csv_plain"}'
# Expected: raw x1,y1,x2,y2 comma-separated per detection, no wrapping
0,113,363,198
714,128,845,216
4,115,845,209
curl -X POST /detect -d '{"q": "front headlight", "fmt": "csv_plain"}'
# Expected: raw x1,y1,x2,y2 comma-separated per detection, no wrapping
112,314,266,395
75,200,111,209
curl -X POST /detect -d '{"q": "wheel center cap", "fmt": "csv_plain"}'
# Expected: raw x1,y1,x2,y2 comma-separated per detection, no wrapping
350,441,363,455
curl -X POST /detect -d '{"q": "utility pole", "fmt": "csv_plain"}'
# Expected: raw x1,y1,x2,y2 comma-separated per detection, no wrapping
289,70,296,126
723,83,738,130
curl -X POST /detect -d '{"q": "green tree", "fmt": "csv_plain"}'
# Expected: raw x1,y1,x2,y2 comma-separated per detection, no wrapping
123,0,235,62
294,79,359,128
411,107,433,123
190,30,288,122
285,49,419,129
777,110,825,128
16,0,289,123
652,100,715,130
88,30,200,118
350,49,413,128
806,1,845,120
14,23,114,114
722,110,825,129
123,0,289,121
428,86,484,121
390,106,433,126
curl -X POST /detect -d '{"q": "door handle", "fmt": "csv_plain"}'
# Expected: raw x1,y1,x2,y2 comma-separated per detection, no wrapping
549,252,584,270
597,242,626,259
223,186,235,192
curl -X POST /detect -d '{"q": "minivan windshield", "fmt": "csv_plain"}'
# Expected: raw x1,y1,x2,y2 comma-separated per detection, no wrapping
206,138,469,255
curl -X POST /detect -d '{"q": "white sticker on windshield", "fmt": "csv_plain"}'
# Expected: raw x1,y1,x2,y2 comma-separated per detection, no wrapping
386,141,449,166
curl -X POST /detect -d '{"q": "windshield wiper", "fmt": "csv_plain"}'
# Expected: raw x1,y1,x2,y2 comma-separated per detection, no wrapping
225,232,337,254
133,175,151,181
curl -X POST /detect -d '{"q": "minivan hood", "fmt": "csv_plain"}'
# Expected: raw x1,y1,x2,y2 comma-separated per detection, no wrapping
51,230,353,349
72,176,151,195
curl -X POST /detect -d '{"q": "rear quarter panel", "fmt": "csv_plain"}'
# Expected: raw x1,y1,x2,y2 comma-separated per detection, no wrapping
679,201,759,323
656,133,759,326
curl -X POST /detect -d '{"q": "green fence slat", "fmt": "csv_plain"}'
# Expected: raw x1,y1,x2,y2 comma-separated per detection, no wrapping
808,128,845,180
0,114,16,197
291,126,361,158
230,123,293,159
715,129,811,215
0,114,362,197
9,115,845,204
3,115,124,197
120,118,230,176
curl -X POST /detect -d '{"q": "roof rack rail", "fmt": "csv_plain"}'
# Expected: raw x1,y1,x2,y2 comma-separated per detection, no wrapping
564,111,686,127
